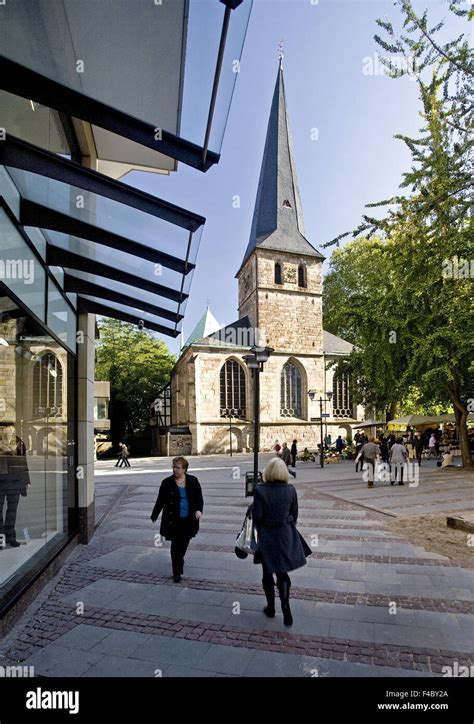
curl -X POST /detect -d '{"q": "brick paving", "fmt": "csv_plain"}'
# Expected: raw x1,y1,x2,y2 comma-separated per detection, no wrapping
1,455,473,677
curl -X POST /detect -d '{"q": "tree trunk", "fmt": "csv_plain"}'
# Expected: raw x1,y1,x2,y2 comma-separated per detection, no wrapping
387,400,398,421
447,380,473,469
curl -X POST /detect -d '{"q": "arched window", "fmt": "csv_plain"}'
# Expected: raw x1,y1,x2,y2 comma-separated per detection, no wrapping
298,264,307,288
282,199,292,208
280,362,302,418
33,352,63,418
274,262,282,285
220,360,246,419
332,372,353,418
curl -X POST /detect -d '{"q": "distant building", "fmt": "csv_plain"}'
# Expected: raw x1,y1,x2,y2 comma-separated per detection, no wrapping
153,63,362,456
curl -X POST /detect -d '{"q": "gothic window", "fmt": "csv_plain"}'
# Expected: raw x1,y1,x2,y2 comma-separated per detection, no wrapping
220,360,247,419
33,352,63,417
332,372,353,418
298,264,307,288
280,362,303,418
274,262,282,285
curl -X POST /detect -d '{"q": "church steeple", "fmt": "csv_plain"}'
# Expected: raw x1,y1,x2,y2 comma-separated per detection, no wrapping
238,63,323,273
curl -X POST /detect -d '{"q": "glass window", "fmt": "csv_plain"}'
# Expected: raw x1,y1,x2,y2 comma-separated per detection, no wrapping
0,91,71,157
47,279,77,353
0,208,46,322
280,362,303,418
333,373,353,418
220,359,246,420
94,397,108,420
0,293,75,606
298,265,307,288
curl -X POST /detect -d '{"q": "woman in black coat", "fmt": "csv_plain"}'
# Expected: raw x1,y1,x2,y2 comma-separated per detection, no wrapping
252,457,311,626
150,456,203,582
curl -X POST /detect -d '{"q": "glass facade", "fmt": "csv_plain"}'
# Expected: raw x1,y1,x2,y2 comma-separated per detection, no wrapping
0,293,76,602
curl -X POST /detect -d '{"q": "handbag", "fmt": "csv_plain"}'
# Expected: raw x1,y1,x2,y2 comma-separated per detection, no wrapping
235,505,258,559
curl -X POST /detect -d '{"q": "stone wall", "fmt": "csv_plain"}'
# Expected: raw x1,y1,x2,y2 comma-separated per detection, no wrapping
237,249,323,354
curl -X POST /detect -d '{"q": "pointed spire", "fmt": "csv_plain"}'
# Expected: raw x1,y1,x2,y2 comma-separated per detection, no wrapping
237,63,323,273
182,307,221,348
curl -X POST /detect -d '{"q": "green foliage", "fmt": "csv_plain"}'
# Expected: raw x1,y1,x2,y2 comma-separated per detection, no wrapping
95,318,176,434
323,1,473,464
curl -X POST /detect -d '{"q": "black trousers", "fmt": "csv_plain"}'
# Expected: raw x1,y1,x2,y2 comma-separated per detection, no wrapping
0,491,20,542
170,518,192,576
290,453,296,467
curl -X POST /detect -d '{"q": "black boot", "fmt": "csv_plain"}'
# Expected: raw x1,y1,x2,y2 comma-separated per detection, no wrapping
262,577,275,617
277,577,293,626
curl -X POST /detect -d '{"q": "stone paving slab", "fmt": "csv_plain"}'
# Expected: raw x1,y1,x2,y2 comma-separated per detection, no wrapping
2,455,473,679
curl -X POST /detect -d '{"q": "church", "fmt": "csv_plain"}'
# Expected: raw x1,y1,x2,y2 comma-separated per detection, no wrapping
151,63,362,456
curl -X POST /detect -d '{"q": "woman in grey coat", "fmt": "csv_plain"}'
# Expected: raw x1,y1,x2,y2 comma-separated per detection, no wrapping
252,457,311,626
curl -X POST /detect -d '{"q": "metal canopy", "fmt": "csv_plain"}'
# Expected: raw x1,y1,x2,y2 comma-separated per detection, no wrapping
0,57,220,173
1,137,203,336
20,199,195,274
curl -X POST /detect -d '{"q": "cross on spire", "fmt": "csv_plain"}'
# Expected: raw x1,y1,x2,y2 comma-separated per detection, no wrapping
278,38,284,69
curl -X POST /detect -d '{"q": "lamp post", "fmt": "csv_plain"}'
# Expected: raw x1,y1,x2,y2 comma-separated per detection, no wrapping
308,390,333,468
243,345,273,495
224,407,235,457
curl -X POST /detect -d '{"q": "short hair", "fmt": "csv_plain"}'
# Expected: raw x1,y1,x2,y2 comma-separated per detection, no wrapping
172,456,189,471
367,436,374,442
264,457,289,483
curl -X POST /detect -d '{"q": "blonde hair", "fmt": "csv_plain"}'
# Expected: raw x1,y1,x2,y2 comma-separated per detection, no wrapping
172,456,189,471
264,457,289,483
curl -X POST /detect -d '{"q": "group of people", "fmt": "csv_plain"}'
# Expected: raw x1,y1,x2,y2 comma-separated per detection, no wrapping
273,440,297,478
151,454,309,626
355,435,410,488
115,442,131,467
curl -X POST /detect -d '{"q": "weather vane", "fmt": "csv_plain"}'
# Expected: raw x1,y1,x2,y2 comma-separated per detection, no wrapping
278,38,284,68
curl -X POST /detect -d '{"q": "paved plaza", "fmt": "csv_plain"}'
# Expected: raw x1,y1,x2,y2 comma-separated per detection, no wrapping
1,455,473,678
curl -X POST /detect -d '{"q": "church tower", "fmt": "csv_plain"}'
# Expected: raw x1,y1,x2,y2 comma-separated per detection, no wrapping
236,61,324,355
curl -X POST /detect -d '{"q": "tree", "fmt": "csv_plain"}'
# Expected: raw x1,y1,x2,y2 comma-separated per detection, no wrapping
324,1,473,466
95,319,176,445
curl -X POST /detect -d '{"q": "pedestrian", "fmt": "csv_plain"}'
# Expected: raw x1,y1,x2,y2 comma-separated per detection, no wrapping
280,442,296,478
253,457,312,626
115,442,124,467
150,456,203,582
428,433,437,459
121,443,131,467
356,436,381,488
324,433,332,450
0,436,30,547
290,439,297,468
380,435,389,463
355,436,364,473
414,432,423,466
335,436,345,454
389,437,408,485
272,439,281,452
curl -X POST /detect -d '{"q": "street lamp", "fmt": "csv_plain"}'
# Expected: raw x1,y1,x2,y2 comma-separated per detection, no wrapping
308,390,333,468
243,345,274,495
223,407,235,457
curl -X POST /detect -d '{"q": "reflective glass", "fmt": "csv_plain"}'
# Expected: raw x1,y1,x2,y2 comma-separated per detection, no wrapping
47,279,77,353
0,209,46,322
0,293,75,601
81,296,181,335
1,91,71,157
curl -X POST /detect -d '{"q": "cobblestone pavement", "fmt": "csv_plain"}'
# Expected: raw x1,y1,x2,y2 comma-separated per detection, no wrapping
1,455,473,677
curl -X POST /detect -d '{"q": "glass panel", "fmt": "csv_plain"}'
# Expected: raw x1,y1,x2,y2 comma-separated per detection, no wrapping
181,0,253,152
0,91,71,156
1,0,185,130
44,231,185,292
94,398,107,420
81,296,180,335
8,168,199,260
0,166,21,220
0,208,46,322
0,293,74,602
47,279,77,353
64,270,178,315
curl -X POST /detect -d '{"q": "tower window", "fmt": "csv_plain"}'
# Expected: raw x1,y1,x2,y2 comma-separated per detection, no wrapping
298,265,307,288
33,352,63,418
274,262,283,285
282,199,292,208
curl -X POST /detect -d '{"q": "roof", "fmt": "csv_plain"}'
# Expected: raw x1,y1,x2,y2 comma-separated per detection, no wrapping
182,307,222,348
323,330,354,355
237,62,324,274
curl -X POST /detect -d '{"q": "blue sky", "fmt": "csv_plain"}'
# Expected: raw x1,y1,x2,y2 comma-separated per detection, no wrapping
127,0,469,355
